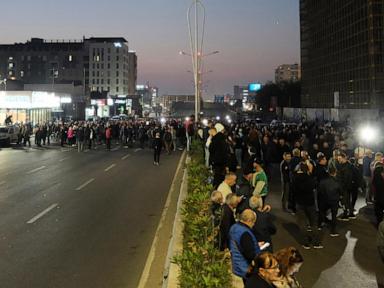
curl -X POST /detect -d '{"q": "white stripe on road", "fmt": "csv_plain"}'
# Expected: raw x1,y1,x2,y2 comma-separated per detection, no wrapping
104,164,116,172
27,166,46,174
27,203,58,224
134,148,142,152
75,178,95,191
121,154,131,160
111,147,119,151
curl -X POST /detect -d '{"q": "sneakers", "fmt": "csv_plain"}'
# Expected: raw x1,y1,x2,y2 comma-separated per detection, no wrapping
330,233,340,237
313,244,324,249
338,214,350,222
302,244,311,250
348,214,357,220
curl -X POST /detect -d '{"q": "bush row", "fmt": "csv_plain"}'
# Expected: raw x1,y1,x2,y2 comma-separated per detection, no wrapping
173,141,232,287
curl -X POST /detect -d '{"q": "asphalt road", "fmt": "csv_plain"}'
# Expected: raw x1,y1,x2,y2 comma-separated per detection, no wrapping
0,143,182,288
266,181,384,287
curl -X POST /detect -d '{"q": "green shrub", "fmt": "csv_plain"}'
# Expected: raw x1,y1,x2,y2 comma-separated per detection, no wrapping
173,141,232,288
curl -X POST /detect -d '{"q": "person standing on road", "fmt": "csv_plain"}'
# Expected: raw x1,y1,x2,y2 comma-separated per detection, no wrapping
23,125,31,147
77,124,85,152
105,125,112,151
336,151,354,221
318,166,341,236
219,193,239,251
217,172,237,203
229,209,262,283
153,132,162,166
252,159,269,205
293,162,322,249
280,152,291,211
163,127,173,154
209,123,229,188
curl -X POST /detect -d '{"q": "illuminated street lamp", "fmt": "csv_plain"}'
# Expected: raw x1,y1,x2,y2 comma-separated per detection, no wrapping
358,125,378,144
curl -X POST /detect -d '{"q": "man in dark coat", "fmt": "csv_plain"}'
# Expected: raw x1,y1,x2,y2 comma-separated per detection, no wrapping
209,123,229,188
336,152,354,220
318,167,342,236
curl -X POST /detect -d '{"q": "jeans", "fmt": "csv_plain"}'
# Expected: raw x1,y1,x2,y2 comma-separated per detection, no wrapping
154,148,161,163
281,181,290,209
318,200,338,234
235,148,242,168
296,204,321,246
364,176,373,202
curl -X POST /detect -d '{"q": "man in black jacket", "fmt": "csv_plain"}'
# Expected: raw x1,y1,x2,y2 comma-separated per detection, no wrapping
219,193,239,251
209,123,229,188
235,167,254,215
336,152,354,221
293,162,322,249
318,167,342,236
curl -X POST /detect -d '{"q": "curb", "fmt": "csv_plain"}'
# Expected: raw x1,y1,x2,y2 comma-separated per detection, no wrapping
162,155,190,288
137,150,186,288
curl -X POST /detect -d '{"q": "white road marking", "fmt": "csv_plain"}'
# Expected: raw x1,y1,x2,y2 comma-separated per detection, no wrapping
27,166,46,174
0,181,5,186
27,203,58,224
75,178,95,191
111,147,119,151
137,151,186,288
59,157,69,162
134,148,142,152
121,154,131,160
104,164,116,172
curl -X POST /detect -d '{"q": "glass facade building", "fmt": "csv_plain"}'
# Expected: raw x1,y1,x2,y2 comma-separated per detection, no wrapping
300,0,384,108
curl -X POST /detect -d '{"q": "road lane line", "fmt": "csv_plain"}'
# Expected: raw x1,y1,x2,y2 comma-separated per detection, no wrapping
104,164,116,172
134,148,142,152
27,203,58,224
26,166,46,174
121,154,131,160
75,178,95,191
137,151,186,288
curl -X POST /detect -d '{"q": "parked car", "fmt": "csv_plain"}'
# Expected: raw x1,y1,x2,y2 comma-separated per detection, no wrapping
0,125,20,146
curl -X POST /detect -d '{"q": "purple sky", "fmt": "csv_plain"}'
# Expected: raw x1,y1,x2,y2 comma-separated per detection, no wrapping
1,0,300,98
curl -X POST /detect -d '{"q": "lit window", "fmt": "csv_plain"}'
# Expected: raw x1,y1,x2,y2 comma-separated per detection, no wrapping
96,55,100,62
69,55,73,62
8,63,14,68
20,71,24,77
8,57,13,60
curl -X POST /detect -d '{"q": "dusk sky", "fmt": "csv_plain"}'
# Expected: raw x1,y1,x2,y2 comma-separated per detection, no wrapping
2,0,300,98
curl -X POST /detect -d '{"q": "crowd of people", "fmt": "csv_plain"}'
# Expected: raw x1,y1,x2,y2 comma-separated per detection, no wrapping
199,119,384,287
5,119,196,165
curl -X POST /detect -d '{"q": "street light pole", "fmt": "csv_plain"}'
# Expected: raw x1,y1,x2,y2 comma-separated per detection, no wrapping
188,0,205,122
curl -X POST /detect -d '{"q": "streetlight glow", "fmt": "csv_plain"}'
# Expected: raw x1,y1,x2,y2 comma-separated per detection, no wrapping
358,125,378,143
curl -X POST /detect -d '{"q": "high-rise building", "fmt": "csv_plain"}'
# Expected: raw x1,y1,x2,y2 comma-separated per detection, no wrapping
275,64,301,83
0,37,137,97
300,0,384,108
0,38,85,86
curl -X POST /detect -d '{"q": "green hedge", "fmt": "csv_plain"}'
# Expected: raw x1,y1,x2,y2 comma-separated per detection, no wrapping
173,141,232,288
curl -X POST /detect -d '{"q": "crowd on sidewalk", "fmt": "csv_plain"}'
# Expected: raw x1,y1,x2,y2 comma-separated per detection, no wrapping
197,119,384,287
